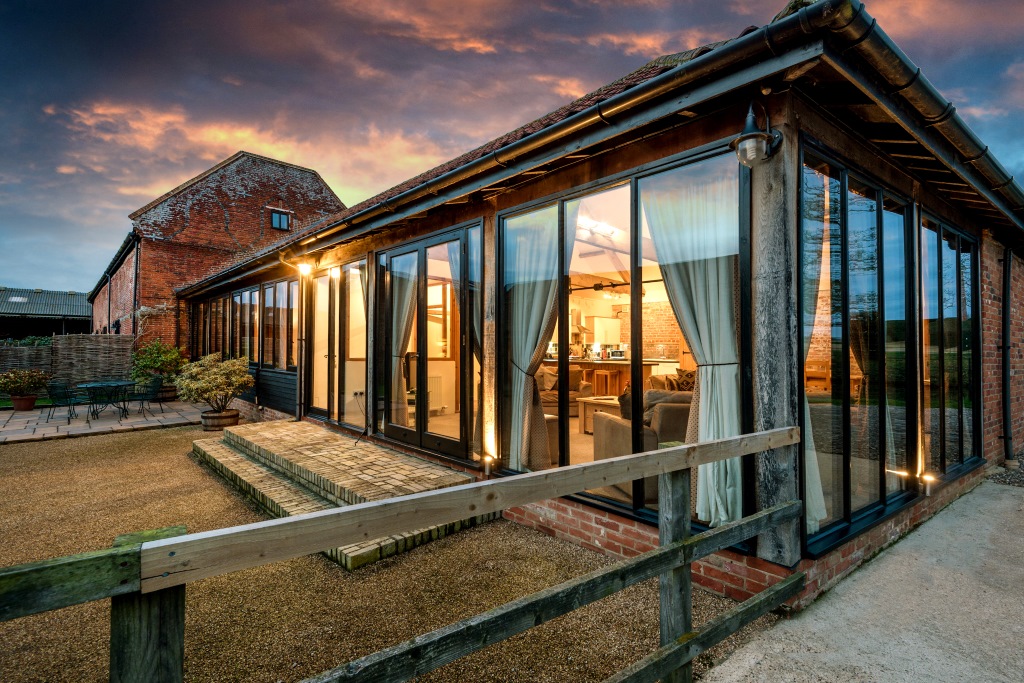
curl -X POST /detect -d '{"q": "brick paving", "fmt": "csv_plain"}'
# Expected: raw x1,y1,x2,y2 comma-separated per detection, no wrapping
195,420,497,569
0,400,205,443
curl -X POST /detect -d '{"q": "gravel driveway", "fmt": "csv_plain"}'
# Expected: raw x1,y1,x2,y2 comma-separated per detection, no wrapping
0,426,774,681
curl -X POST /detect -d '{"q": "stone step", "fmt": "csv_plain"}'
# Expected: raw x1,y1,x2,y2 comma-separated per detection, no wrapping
222,420,472,506
193,429,498,570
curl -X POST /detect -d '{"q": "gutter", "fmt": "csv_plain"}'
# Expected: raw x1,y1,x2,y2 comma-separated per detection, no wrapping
1003,248,1017,468
180,0,1024,300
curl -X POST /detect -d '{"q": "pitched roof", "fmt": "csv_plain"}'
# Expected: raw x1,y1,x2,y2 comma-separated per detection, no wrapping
0,287,92,319
128,150,340,220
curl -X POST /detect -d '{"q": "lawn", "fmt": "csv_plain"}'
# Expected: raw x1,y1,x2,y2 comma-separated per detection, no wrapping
0,426,774,681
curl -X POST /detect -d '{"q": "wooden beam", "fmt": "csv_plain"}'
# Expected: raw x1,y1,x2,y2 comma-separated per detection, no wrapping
303,502,800,683
141,428,800,592
0,545,140,623
603,573,805,683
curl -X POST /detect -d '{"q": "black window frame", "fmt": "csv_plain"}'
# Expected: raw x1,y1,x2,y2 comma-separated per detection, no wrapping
270,209,291,231
494,139,755,530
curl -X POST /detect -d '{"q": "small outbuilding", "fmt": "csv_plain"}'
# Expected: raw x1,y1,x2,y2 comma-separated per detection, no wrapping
0,287,91,340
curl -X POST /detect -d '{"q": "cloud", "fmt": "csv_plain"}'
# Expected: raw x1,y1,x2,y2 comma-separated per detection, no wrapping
870,0,1024,44
54,100,457,207
333,0,515,53
581,28,725,57
530,75,589,100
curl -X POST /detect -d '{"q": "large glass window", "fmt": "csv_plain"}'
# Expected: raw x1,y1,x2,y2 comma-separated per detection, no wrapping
800,146,979,547
800,150,913,540
501,153,744,523
921,217,978,475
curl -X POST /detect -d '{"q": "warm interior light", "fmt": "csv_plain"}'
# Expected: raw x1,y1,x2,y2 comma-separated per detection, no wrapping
329,266,341,279
297,262,312,276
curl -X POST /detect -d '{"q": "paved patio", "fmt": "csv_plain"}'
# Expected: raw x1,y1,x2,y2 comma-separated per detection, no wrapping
0,400,205,444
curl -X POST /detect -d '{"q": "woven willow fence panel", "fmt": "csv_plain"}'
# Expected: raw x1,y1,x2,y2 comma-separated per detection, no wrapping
0,335,134,398
51,335,134,387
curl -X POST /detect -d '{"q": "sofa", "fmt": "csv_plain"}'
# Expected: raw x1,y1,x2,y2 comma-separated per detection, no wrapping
592,390,691,503
535,364,592,417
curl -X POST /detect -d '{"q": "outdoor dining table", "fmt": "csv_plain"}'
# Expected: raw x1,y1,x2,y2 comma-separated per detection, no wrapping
77,380,135,420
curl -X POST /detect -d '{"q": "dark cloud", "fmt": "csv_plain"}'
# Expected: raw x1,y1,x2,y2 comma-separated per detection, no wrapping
0,0,1020,292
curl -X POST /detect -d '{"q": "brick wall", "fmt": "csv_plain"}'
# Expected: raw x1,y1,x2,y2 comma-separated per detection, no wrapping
91,244,137,336
92,153,343,351
614,301,689,361
506,460,986,611
978,230,1024,463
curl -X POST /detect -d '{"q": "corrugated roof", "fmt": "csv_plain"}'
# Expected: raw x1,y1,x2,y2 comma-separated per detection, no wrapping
0,287,92,319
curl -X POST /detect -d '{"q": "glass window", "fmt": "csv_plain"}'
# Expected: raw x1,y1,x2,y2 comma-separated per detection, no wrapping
500,153,743,522
239,291,250,361
263,285,275,366
275,282,288,369
232,293,241,359
801,153,843,533
341,261,367,426
271,210,290,230
882,197,909,497
249,289,259,363
289,281,299,367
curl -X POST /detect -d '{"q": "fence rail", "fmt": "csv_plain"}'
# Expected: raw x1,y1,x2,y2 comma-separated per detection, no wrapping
0,426,802,683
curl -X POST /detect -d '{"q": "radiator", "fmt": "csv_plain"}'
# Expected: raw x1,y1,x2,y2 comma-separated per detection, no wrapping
427,375,442,411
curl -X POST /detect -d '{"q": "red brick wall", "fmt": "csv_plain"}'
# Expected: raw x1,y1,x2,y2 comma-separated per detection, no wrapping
979,230,1024,463
506,461,985,611
99,154,343,350
90,245,137,336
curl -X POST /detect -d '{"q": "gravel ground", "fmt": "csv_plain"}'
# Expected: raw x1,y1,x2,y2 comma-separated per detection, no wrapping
988,462,1024,487
0,427,775,682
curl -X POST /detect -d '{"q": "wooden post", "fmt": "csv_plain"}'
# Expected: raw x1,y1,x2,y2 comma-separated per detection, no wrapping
751,95,802,567
110,526,186,683
658,468,692,683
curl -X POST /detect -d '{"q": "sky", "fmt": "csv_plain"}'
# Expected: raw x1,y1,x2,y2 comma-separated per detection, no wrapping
1,0,1022,293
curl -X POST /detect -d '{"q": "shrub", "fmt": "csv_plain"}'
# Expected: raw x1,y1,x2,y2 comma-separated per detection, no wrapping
0,336,53,347
131,339,187,382
0,368,51,396
175,354,254,413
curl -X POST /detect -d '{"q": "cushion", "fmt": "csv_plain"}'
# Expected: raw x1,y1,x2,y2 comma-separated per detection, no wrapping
649,374,667,391
536,366,557,391
675,368,696,391
567,366,583,392
642,389,691,425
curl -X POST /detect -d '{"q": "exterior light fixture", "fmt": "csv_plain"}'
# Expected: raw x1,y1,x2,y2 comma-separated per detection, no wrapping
483,454,495,478
730,102,782,167
297,262,312,276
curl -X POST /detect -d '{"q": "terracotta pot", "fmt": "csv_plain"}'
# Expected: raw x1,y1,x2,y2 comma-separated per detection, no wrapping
11,395,38,411
201,409,240,431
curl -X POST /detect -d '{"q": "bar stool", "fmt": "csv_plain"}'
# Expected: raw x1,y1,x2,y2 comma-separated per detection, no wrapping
592,370,613,396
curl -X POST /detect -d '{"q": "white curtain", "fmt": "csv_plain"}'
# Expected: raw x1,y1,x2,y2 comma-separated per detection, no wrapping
506,204,578,470
641,159,742,527
800,169,830,534
389,254,418,428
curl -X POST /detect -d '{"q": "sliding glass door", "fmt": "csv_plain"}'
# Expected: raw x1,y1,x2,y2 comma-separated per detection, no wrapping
380,226,481,459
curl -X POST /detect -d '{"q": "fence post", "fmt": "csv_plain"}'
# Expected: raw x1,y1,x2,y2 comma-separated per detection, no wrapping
658,467,692,683
109,526,186,683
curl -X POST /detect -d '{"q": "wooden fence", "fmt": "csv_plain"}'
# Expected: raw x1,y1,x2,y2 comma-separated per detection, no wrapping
0,335,133,398
0,426,802,683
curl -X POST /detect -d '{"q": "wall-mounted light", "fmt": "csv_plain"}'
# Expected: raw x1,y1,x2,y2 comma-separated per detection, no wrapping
297,262,312,276
730,102,782,167
329,266,341,279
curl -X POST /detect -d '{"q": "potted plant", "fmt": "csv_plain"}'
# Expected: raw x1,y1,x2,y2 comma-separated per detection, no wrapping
175,353,254,430
0,368,51,411
131,339,187,401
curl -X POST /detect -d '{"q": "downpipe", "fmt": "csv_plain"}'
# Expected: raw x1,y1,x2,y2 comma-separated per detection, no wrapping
1003,248,1018,468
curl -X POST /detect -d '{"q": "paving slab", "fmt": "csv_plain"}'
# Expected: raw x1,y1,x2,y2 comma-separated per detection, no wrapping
704,480,1024,683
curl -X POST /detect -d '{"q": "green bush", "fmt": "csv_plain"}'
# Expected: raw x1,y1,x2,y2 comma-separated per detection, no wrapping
131,340,187,382
175,354,254,413
0,336,53,347
0,368,51,395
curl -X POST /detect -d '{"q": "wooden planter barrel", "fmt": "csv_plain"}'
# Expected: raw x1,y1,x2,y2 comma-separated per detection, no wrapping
156,383,177,402
201,409,240,431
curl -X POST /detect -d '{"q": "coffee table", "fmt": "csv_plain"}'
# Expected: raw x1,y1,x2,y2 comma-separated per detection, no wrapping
577,395,621,434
